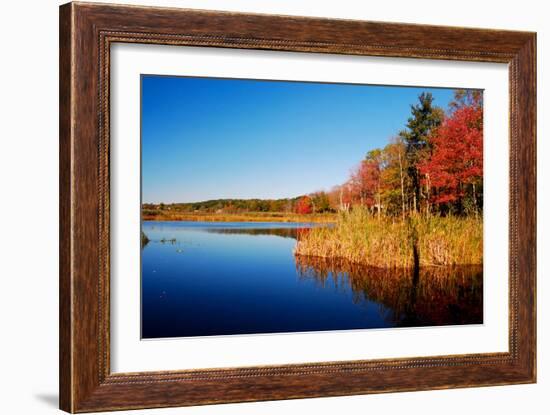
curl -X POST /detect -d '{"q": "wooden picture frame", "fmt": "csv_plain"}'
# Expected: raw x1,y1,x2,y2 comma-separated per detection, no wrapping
59,2,536,412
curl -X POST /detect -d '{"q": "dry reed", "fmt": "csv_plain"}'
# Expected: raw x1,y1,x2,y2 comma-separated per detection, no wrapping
294,207,482,267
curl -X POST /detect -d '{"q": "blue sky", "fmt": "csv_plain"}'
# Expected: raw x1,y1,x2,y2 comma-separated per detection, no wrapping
142,75,455,203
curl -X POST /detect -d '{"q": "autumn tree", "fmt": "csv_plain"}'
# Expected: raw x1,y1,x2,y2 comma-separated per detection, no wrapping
347,150,383,217
380,138,408,219
419,98,483,215
364,150,383,218
399,93,444,213
295,196,313,214
449,89,483,111
327,184,352,212
310,191,332,213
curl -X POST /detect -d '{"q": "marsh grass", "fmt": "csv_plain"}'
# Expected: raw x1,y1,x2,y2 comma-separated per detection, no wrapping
294,207,482,267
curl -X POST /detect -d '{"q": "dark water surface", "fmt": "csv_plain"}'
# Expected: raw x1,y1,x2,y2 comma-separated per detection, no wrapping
141,221,482,338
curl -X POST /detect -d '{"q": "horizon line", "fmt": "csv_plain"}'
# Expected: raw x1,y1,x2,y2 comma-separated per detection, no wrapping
142,194,315,205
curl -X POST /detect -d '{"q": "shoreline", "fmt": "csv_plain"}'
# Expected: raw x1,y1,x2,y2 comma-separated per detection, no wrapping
142,213,337,224
294,252,481,269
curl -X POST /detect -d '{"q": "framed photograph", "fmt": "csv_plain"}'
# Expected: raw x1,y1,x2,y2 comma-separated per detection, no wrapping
59,2,536,412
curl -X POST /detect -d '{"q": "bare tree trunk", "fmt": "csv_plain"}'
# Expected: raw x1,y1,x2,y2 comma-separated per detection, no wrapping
376,184,381,220
472,182,478,218
425,173,431,218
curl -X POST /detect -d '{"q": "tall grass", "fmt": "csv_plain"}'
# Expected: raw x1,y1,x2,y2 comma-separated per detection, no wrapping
294,207,482,267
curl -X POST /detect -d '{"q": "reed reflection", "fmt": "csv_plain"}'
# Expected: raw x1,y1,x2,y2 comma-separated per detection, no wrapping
295,256,483,327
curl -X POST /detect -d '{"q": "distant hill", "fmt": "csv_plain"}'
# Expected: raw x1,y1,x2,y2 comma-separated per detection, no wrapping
143,197,304,214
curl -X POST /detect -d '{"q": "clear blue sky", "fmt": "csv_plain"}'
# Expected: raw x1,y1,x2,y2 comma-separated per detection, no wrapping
142,75,455,203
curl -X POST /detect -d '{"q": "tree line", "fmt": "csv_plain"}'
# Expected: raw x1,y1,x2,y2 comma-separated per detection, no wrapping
142,197,304,215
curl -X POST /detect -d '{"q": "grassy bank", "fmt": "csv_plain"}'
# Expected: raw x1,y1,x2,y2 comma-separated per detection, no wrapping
142,210,337,223
294,208,482,267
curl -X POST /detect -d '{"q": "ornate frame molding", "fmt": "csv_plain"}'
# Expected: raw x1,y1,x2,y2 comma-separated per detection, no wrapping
60,2,536,412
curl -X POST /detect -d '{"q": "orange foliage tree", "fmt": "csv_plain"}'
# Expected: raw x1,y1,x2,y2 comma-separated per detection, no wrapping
295,196,313,214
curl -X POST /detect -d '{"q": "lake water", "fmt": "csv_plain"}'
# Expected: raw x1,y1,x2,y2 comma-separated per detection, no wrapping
141,221,483,338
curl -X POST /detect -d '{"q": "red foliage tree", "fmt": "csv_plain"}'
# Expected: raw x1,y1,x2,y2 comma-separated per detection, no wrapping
295,196,313,214
419,104,483,205
349,153,382,209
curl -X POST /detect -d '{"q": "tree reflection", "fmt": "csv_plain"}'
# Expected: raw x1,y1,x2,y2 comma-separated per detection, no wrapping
205,227,301,239
295,256,483,327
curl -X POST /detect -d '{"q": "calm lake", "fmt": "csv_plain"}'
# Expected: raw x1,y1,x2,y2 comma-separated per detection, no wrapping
141,221,483,338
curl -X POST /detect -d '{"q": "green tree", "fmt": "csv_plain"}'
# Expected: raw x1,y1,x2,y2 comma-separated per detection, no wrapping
398,93,443,213
380,138,408,219
310,191,331,213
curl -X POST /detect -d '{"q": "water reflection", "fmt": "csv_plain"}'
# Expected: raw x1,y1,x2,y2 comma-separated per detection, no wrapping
295,256,483,327
205,227,300,239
